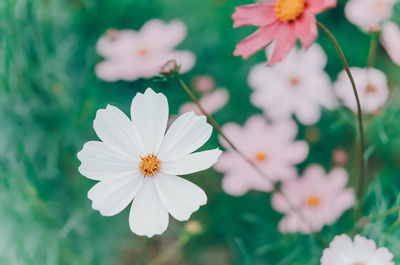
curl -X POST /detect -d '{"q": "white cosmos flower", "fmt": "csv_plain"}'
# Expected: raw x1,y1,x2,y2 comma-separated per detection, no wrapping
77,88,221,237
321,234,394,265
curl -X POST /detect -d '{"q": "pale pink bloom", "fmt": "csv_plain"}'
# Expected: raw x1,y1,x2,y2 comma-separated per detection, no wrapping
214,116,309,196
95,19,195,81
232,0,337,65
321,234,394,265
344,0,395,32
193,75,216,94
381,22,400,66
248,44,337,125
271,165,354,233
334,67,390,114
179,89,229,116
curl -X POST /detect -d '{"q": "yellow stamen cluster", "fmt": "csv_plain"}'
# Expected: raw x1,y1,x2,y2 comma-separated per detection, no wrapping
306,196,320,207
139,153,161,176
255,152,267,162
138,48,148,56
365,83,376,93
275,0,306,23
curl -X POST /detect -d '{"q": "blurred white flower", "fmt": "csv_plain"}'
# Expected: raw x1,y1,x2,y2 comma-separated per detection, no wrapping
77,88,221,237
214,116,308,196
381,21,400,66
248,44,336,125
179,88,229,116
272,165,354,234
321,234,394,265
344,0,395,32
334,67,390,114
95,19,196,81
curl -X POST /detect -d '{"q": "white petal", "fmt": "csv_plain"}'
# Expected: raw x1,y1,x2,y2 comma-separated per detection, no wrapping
130,88,169,154
93,105,145,157
129,177,169,237
157,112,212,161
77,141,139,181
88,173,144,216
155,172,207,221
161,149,222,175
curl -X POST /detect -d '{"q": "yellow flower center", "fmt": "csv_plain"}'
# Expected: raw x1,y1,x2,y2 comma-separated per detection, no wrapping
290,77,300,87
365,83,376,93
138,48,148,57
275,0,306,23
306,196,320,206
139,153,161,176
354,263,364,265
255,152,267,162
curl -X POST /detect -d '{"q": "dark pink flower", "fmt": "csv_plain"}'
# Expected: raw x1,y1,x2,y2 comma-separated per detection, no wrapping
232,0,337,65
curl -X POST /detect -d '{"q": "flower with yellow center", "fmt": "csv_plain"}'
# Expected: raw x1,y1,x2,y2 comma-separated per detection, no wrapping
78,88,222,237
275,0,305,22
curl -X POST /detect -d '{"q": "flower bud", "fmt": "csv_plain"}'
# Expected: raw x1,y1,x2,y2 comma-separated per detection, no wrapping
160,59,178,76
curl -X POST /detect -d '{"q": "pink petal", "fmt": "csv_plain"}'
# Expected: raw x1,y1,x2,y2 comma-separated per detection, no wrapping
267,24,297,65
307,0,337,14
381,22,400,66
234,21,281,60
232,3,278,28
295,12,318,49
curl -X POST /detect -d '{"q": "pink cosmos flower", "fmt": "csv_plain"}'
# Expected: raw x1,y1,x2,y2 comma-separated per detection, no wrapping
321,234,394,265
96,19,195,82
179,89,229,116
232,0,337,65
248,44,337,125
345,0,395,32
334,67,390,114
381,22,400,66
214,116,309,196
271,165,354,233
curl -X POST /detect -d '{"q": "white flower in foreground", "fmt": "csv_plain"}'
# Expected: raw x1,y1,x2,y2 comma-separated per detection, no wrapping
95,19,195,81
334,67,390,114
381,21,400,66
321,234,394,265
344,0,395,32
249,44,336,125
77,88,221,237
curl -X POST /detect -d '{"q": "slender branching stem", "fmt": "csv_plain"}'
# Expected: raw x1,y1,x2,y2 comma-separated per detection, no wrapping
317,21,367,219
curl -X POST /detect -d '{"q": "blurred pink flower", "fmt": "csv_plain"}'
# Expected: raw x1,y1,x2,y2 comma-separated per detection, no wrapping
232,0,337,65
248,44,337,125
334,67,389,114
214,116,309,196
381,22,400,66
193,75,216,93
321,234,394,265
95,19,195,81
179,89,229,116
345,0,395,32
271,165,354,233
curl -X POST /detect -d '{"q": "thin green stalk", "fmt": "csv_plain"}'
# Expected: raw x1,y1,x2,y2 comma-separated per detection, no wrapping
367,33,379,68
148,233,190,265
317,21,367,219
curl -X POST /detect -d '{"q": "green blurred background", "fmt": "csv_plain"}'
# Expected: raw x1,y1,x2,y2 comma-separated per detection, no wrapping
1,0,400,264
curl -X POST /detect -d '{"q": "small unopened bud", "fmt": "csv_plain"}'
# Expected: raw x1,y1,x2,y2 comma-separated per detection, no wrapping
185,220,202,235
332,148,349,166
105,28,119,41
160,59,178,76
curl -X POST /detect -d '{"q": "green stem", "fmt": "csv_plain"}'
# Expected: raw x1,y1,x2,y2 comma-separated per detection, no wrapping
148,233,190,265
178,78,270,182
317,21,367,219
367,33,378,68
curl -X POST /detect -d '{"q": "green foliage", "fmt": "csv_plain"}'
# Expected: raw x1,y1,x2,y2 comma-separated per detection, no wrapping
1,0,400,264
